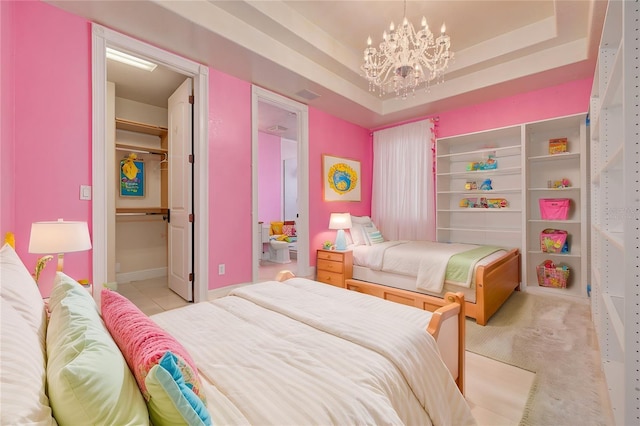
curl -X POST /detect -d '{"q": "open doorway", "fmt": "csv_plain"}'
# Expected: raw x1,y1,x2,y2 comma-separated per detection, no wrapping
256,101,299,280
252,86,310,282
92,24,209,311
107,60,193,312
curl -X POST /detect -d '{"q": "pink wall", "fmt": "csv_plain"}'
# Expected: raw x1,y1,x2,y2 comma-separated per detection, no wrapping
9,1,92,296
309,108,373,258
1,0,15,239
258,131,282,223
207,69,252,289
413,78,591,139
2,1,593,292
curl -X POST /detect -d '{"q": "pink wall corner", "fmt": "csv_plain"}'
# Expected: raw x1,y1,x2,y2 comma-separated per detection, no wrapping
0,0,16,240
207,69,252,289
257,131,282,223
12,1,92,297
308,107,372,263
436,78,592,138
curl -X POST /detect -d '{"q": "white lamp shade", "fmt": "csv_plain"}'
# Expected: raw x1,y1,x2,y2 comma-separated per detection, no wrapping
28,220,92,254
328,213,352,230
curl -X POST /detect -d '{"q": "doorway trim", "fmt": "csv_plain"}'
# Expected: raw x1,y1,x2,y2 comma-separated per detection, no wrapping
251,86,310,281
91,24,209,304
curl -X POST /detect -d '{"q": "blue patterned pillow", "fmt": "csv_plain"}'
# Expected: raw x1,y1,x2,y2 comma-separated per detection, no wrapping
367,230,384,244
145,351,212,426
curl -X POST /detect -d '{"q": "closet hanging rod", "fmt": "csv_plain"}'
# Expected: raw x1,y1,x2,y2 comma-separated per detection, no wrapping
115,145,167,156
116,212,165,216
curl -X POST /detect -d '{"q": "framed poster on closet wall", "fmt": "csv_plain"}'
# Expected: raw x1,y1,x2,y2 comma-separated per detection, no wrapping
323,154,360,202
120,156,145,198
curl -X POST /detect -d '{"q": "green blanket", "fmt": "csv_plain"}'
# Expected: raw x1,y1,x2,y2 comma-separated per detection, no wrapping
445,245,503,286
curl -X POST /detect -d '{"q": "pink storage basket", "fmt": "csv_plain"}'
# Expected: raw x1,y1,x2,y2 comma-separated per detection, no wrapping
539,198,570,220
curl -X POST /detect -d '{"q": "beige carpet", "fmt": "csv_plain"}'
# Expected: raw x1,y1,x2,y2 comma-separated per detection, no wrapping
466,291,613,426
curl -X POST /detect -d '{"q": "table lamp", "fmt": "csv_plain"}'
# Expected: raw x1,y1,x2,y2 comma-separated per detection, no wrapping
28,219,92,272
328,213,352,251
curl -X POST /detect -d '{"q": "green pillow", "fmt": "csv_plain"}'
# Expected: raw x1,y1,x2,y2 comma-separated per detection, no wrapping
46,273,149,425
146,351,212,426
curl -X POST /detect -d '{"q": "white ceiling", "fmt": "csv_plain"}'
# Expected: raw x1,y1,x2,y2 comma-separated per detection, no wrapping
49,0,607,132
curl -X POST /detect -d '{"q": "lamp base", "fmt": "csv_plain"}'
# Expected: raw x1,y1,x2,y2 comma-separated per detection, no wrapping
335,229,347,251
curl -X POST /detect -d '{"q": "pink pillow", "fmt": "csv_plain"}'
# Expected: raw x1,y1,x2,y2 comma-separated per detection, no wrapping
282,224,296,237
100,289,204,403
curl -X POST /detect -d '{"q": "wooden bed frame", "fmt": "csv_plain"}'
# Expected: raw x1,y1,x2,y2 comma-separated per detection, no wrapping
276,270,467,395
345,248,521,326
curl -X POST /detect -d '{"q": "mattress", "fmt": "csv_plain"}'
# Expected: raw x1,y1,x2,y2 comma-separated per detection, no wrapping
352,243,507,303
151,278,475,425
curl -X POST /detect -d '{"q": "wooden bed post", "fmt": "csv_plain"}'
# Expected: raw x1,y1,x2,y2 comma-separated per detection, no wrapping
427,292,465,395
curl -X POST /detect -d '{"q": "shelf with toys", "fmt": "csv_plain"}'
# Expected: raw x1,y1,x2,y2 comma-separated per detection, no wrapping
437,113,589,300
436,124,523,250
524,113,587,300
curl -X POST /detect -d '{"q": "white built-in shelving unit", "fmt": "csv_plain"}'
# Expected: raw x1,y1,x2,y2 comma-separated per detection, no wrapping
437,113,589,300
589,1,640,424
524,114,588,299
436,125,524,249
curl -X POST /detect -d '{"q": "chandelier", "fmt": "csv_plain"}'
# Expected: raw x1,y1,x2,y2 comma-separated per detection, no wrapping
361,1,452,99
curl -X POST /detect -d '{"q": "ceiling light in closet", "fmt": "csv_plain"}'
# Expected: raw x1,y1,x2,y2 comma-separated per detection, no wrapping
106,47,158,72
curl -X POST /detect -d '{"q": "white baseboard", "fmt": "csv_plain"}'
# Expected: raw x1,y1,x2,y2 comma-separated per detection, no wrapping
208,282,250,300
117,267,167,284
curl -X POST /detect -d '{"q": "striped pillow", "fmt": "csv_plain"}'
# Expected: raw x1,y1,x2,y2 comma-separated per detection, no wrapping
367,230,384,244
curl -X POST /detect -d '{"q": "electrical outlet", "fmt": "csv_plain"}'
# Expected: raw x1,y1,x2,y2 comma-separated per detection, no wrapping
218,264,225,275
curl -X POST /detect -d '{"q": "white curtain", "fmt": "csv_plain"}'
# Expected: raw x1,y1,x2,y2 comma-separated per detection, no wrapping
372,119,436,241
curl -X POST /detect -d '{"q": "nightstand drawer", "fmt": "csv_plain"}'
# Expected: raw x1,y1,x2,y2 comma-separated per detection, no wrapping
317,251,345,262
317,258,344,274
316,270,344,287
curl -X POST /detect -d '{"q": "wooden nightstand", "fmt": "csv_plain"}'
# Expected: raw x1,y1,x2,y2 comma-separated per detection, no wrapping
316,249,353,288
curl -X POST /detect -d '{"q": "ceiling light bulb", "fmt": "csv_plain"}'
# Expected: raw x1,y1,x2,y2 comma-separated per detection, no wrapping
106,47,158,72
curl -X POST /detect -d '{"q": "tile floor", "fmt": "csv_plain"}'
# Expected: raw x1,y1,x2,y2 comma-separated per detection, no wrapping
119,263,533,426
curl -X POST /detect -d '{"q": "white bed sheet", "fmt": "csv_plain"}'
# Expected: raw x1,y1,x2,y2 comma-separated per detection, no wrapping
151,278,475,426
352,242,506,296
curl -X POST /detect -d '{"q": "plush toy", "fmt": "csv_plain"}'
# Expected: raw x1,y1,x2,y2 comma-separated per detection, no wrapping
479,178,493,191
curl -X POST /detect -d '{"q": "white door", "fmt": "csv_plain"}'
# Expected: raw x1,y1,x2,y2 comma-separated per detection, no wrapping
168,78,193,301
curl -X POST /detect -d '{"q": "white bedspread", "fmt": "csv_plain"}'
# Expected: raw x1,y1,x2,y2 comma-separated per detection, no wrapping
354,241,480,293
151,278,475,426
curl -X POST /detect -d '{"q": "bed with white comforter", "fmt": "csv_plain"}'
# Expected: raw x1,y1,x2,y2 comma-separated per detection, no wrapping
353,240,506,293
151,278,475,425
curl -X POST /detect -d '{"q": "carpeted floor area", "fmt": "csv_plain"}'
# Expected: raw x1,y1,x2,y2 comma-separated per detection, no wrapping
466,291,614,426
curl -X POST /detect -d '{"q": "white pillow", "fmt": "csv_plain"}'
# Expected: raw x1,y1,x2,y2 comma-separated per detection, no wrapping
0,243,47,347
0,298,54,425
361,221,379,245
349,216,373,245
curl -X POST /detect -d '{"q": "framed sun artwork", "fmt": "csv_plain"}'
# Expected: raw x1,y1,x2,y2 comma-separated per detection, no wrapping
323,154,361,202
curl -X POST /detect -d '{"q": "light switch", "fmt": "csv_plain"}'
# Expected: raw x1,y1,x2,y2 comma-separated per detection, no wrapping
80,185,92,200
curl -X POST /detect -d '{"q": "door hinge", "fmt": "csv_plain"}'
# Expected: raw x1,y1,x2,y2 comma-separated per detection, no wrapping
188,273,193,282
189,95,194,104
189,154,194,163
189,214,194,223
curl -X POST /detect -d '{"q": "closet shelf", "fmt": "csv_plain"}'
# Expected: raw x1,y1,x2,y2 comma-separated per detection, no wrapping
116,207,168,215
116,117,168,137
